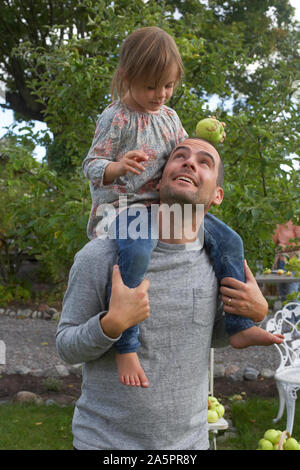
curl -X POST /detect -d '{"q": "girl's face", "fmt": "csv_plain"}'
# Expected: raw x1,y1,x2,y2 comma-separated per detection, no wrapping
124,63,179,114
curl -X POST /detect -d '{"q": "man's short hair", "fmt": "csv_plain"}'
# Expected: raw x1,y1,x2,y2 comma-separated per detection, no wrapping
170,138,225,187
217,156,224,187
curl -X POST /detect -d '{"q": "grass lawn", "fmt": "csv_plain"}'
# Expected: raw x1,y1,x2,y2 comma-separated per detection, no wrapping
216,396,300,450
0,397,299,450
0,403,74,450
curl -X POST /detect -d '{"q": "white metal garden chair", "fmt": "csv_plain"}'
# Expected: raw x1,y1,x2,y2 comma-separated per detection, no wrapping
265,302,300,435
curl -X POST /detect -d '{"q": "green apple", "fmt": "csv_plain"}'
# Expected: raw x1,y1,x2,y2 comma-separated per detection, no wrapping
263,429,282,445
258,438,274,450
207,409,219,423
283,437,300,450
208,396,219,409
195,117,225,145
215,403,225,418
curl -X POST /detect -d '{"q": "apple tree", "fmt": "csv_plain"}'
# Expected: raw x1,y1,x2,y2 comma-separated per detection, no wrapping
1,0,299,283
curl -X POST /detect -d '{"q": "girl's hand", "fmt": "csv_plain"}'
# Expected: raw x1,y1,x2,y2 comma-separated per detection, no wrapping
103,151,148,184
119,151,148,176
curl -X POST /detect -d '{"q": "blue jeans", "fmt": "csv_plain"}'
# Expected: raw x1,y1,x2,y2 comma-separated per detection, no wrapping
204,213,254,335
276,259,299,301
110,207,158,354
110,210,254,354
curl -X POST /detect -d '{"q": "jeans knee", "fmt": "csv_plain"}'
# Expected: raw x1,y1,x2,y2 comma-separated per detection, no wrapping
130,244,152,270
224,230,244,259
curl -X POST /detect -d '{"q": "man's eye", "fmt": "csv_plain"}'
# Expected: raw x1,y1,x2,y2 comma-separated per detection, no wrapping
174,154,184,158
147,86,155,90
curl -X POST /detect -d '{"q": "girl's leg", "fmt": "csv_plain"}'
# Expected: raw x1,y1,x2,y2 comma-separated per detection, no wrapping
111,206,158,354
204,212,255,336
108,206,158,387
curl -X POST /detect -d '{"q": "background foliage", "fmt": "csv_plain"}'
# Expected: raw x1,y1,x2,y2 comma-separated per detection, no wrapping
0,0,299,302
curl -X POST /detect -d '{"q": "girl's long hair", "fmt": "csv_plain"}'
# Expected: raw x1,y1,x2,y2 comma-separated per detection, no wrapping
111,26,183,100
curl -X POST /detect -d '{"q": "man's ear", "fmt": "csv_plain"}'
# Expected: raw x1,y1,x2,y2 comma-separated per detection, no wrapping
211,186,224,207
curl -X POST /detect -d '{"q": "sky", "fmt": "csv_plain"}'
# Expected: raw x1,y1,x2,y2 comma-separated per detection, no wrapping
0,1,299,162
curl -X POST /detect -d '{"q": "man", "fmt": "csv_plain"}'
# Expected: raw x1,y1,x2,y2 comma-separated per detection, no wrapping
56,138,281,450
273,221,300,300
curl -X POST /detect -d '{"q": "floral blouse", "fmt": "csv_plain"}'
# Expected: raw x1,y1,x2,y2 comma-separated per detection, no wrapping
83,100,188,239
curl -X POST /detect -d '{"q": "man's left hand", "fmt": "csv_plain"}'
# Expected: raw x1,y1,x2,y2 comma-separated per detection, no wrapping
220,260,268,323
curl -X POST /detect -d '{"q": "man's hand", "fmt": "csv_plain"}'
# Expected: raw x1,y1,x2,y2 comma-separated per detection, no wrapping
220,260,268,323
100,265,150,339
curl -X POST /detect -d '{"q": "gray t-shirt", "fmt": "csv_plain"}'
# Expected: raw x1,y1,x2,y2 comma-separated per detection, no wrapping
56,238,229,450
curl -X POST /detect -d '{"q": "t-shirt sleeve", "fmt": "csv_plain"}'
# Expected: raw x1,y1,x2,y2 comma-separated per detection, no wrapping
56,240,121,364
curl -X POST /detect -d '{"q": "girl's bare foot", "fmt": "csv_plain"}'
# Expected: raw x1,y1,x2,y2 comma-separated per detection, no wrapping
230,326,284,349
115,352,149,388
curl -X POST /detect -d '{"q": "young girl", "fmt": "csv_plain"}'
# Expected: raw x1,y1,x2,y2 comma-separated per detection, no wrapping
83,27,260,388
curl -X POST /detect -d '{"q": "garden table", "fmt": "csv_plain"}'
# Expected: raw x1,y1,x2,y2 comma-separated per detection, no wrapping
255,272,300,301
255,274,300,285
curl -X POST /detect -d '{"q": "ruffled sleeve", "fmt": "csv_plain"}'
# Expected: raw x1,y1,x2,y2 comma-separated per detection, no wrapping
82,102,128,185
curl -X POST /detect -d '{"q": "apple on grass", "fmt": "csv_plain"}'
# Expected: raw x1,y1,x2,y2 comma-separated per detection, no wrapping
263,429,282,445
258,438,274,450
283,437,300,450
195,117,226,145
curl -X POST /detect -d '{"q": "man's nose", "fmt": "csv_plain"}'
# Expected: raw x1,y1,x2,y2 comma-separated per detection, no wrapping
183,158,196,171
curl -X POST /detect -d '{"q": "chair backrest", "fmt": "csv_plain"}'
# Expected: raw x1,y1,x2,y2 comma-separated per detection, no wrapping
266,302,300,372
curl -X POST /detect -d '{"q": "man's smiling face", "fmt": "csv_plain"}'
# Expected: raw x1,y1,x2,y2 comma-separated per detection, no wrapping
158,138,224,210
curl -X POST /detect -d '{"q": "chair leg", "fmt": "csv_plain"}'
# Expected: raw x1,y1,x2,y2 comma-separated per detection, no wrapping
273,380,285,423
284,385,297,436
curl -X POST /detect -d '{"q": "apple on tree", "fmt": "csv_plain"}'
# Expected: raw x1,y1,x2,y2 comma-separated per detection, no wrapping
195,117,226,145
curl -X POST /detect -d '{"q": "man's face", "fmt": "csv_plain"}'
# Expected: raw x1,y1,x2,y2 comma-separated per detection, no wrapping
158,138,224,210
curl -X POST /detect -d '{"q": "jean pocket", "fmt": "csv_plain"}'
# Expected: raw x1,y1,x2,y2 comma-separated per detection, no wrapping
193,287,218,326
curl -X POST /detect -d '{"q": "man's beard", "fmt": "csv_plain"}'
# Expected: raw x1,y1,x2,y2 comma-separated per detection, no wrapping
159,182,210,210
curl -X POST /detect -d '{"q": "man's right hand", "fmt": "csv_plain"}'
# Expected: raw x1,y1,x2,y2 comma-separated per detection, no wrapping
100,265,150,339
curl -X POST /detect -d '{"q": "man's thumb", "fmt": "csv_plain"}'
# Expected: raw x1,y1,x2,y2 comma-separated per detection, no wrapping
111,265,123,288
244,260,255,282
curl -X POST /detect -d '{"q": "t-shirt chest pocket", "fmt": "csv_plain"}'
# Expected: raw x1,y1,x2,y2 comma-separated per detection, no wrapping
193,287,218,327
